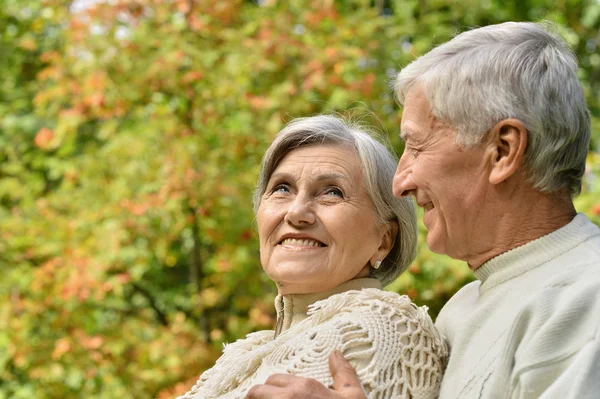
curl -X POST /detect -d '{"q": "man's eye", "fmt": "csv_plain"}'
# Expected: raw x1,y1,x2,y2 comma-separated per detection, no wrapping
408,147,421,157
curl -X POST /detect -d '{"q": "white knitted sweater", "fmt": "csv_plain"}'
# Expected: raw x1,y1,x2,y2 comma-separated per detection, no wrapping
436,213,600,398
178,278,448,399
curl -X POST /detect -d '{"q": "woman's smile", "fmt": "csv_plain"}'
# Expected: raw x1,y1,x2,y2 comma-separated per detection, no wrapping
279,238,326,249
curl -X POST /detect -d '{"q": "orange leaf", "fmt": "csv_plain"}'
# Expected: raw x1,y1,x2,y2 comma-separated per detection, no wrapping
52,338,71,360
34,128,55,149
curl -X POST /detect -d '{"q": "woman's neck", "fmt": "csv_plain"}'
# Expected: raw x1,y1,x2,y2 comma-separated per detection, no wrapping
273,278,381,337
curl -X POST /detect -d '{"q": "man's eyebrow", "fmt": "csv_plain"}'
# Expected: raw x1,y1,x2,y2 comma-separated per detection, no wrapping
400,127,423,142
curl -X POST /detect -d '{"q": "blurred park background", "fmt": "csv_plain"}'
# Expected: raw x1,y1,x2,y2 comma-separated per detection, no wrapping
1,0,599,397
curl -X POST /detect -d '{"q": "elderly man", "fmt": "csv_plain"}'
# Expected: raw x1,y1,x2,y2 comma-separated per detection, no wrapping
247,21,600,398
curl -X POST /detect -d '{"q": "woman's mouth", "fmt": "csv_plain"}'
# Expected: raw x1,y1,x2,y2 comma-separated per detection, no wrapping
279,238,326,248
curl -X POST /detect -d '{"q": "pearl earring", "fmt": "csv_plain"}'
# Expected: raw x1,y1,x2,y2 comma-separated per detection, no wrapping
373,260,382,270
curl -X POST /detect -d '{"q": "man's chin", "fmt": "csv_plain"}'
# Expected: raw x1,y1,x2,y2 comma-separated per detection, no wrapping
425,233,447,256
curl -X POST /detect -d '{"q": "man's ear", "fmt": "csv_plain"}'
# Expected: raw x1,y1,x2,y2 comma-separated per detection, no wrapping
370,221,398,265
488,118,528,185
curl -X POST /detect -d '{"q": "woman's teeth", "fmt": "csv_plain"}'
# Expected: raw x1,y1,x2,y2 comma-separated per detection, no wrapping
281,238,323,247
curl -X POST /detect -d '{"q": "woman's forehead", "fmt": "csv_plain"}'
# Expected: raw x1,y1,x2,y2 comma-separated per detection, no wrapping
273,145,361,177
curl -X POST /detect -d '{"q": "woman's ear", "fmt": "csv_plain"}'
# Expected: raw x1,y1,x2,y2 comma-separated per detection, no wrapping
488,118,528,185
370,221,398,265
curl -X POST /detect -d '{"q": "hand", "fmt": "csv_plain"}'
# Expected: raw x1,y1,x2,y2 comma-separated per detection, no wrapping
246,350,367,399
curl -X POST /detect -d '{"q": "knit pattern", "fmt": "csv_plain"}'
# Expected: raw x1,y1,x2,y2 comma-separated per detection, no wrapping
177,289,448,399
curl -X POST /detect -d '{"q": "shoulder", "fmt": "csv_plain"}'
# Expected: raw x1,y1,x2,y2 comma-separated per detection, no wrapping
203,330,274,372
310,287,433,316
221,330,274,355
302,288,448,395
200,330,274,380
496,257,600,390
509,262,600,395
525,254,600,329
309,288,444,339
515,266,600,362
178,330,274,399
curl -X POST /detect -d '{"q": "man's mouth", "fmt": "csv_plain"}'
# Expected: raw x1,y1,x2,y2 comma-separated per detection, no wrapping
418,201,434,212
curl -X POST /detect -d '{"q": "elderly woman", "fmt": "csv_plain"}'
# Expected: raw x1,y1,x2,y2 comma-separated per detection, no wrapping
178,115,447,399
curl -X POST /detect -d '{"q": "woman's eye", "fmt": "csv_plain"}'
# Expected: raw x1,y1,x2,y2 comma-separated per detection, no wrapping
324,187,344,198
272,184,290,193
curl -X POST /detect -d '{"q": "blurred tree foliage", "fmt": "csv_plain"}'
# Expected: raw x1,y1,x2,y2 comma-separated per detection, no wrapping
0,0,598,397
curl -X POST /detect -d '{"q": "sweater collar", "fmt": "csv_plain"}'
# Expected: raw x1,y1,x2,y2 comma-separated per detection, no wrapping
474,213,597,290
273,278,381,338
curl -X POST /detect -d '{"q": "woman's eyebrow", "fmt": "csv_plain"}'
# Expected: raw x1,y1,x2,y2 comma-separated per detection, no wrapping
270,172,353,187
316,173,351,183
316,173,355,188
268,172,294,182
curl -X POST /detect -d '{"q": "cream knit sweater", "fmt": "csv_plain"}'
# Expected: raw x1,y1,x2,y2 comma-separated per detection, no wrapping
436,213,600,398
178,278,448,399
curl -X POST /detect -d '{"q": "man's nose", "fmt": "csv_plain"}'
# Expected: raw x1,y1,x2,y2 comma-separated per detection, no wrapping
284,194,316,226
392,156,416,198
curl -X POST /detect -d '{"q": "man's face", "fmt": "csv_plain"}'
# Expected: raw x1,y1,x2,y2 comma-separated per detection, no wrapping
392,87,492,261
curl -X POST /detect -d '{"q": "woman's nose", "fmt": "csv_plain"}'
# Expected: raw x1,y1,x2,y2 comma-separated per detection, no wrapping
284,194,316,226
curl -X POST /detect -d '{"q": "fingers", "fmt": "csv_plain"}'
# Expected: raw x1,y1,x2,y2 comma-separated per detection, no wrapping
263,373,299,387
245,374,296,398
246,384,284,399
246,374,335,399
329,350,366,398
247,353,365,399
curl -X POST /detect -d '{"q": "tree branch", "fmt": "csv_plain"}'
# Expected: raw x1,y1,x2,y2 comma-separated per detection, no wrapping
131,282,169,326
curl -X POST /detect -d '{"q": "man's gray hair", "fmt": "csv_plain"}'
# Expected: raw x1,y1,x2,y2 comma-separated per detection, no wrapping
394,21,590,197
253,115,417,286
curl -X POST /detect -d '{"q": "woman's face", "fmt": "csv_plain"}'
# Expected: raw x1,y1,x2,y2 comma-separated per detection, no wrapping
257,144,392,295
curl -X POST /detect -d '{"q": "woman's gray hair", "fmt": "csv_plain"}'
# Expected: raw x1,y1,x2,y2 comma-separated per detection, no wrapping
253,115,417,287
394,21,590,197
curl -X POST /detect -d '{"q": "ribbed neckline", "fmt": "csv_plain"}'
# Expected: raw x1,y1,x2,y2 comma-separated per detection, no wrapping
474,213,597,292
273,278,381,337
